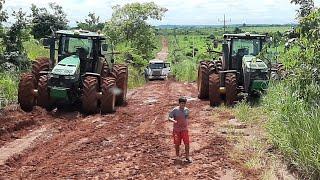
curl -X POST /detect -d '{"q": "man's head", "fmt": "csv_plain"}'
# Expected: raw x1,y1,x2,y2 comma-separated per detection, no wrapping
179,97,187,109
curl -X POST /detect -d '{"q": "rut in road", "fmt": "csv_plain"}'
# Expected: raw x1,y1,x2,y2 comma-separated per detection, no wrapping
0,80,259,179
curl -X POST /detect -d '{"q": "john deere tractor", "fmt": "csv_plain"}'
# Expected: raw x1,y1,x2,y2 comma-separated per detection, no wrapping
198,33,273,106
18,30,128,114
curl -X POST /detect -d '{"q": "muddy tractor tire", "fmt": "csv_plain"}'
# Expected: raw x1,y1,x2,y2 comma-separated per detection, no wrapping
101,62,110,78
101,77,116,114
225,73,237,106
111,64,128,106
209,73,221,107
37,75,53,111
82,76,99,114
214,60,223,72
32,57,50,83
18,73,36,112
197,61,209,99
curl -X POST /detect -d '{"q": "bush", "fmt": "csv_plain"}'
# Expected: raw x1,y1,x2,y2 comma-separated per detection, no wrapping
0,73,18,108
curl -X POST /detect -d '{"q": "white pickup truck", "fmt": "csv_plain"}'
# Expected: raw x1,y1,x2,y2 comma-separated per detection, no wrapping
144,59,171,80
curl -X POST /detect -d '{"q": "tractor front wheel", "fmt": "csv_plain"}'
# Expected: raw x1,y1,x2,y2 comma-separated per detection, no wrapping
209,73,221,106
32,57,50,83
101,77,116,114
225,73,237,106
37,75,53,111
112,64,128,106
197,61,209,99
18,73,36,112
82,76,99,114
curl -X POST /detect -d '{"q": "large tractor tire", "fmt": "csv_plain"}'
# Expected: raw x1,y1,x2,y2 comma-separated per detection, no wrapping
101,62,110,78
197,61,209,99
111,64,128,106
209,73,221,107
82,76,99,114
32,57,50,83
101,77,116,114
18,73,36,112
37,75,53,111
225,73,237,106
214,60,223,72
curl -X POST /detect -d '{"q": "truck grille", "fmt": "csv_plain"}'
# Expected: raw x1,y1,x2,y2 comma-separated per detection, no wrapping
152,70,161,76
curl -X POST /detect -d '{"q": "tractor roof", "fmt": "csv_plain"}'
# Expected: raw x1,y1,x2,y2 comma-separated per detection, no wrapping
223,33,267,40
56,30,106,39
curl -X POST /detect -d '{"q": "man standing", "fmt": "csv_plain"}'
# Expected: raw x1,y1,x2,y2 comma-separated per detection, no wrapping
168,97,191,163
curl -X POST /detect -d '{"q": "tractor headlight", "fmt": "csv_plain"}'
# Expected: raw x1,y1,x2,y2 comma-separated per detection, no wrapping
49,74,59,78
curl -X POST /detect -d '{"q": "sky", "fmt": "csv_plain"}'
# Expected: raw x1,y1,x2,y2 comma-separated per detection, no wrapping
3,0,320,26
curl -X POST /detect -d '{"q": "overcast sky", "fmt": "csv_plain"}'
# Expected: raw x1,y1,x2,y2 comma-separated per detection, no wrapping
3,0,320,26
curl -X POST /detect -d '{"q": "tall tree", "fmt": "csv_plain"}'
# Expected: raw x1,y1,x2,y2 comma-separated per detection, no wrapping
30,3,68,39
104,2,167,58
77,12,104,31
291,0,314,18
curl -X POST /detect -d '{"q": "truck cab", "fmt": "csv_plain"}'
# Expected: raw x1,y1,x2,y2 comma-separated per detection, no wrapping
144,59,171,80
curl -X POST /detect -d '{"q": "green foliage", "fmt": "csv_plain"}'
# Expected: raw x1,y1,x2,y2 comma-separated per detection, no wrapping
77,12,104,32
23,39,49,60
0,72,18,108
104,2,167,59
263,5,320,178
30,3,68,39
291,0,314,18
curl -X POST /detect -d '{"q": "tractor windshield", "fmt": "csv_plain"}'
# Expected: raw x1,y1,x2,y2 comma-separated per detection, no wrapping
61,36,93,57
150,63,164,69
232,39,262,56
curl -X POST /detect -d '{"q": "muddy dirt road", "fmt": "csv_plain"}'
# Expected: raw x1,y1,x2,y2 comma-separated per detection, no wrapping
0,80,260,179
0,37,262,179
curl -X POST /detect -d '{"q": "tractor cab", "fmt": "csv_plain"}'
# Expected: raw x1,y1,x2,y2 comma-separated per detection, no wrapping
53,30,111,75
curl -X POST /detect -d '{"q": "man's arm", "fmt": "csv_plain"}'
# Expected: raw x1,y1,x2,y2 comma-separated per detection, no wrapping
168,109,177,123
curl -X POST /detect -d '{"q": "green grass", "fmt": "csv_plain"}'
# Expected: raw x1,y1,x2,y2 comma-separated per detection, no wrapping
23,39,49,60
0,73,19,108
263,81,320,178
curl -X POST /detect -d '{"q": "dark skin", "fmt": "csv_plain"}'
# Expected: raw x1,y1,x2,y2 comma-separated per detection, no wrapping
168,102,190,160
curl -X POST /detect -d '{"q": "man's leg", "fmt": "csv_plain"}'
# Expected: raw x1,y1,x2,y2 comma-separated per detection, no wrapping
175,144,180,157
185,144,190,159
173,131,181,158
182,131,191,161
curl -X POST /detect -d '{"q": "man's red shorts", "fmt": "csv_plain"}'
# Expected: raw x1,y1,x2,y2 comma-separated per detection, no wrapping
173,130,190,145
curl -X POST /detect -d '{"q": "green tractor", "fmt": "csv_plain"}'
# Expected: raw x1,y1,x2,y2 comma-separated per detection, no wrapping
198,33,275,106
18,30,128,114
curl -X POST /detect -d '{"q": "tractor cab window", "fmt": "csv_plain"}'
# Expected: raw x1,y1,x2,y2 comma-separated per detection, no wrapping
232,39,261,56
61,36,93,58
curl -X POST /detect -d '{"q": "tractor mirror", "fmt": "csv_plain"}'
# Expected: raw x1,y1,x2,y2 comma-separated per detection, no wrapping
213,41,219,48
101,44,108,55
41,38,51,47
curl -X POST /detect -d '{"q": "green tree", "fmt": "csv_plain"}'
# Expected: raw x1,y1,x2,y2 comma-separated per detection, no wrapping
77,12,105,32
30,3,68,39
291,0,314,18
1,9,30,70
104,2,167,58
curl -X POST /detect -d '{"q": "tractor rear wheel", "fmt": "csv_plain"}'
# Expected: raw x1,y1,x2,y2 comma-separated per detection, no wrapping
112,64,128,106
37,75,53,111
32,57,50,83
209,73,221,106
82,76,99,114
18,73,36,112
101,77,116,114
101,62,110,78
225,73,237,106
197,61,209,99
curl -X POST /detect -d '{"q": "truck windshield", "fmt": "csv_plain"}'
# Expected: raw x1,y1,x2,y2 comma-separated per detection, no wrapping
232,39,262,56
61,36,93,56
150,63,164,69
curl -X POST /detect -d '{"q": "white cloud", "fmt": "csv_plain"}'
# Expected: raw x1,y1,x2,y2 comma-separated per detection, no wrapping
3,0,320,26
